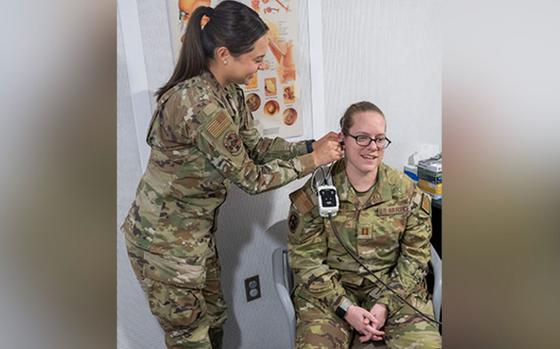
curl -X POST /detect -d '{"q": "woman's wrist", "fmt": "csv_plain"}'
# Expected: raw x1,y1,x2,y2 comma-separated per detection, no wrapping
306,139,315,153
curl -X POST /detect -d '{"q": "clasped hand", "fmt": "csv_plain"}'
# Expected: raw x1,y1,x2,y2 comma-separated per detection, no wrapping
344,303,388,343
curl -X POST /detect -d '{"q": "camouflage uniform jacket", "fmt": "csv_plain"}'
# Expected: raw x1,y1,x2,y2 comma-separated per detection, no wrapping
122,71,315,264
288,160,432,315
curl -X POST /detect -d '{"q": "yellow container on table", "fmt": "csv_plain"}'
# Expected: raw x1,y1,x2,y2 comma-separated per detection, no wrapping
418,179,443,196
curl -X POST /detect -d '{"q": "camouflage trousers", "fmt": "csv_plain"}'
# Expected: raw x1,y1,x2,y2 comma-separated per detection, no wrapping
294,281,441,349
125,238,227,349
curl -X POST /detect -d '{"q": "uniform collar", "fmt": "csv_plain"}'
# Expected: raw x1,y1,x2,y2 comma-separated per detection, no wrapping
200,70,235,100
331,160,393,208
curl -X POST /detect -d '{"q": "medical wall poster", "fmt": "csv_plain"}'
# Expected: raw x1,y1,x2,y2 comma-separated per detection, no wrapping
167,0,215,60
167,0,302,138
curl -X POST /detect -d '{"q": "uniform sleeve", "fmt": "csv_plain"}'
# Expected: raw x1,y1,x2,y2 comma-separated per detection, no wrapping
235,87,310,164
287,184,351,312
195,102,315,194
376,188,432,315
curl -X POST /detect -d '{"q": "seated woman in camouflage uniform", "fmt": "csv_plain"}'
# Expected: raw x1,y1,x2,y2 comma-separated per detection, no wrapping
121,2,342,348
288,101,442,348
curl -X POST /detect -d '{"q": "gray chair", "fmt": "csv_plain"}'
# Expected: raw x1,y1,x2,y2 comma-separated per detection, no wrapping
272,247,297,346
272,244,442,348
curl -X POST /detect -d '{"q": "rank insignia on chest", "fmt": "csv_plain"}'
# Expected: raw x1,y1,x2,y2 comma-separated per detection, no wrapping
358,223,370,238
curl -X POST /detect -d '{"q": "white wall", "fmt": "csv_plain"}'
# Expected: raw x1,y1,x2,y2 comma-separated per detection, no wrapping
117,6,165,349
322,0,441,168
117,1,441,349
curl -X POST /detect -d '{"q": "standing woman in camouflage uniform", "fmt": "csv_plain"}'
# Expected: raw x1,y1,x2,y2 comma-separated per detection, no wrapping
121,1,342,348
288,101,442,348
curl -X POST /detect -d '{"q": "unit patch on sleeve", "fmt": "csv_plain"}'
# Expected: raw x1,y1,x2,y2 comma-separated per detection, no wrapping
223,131,242,155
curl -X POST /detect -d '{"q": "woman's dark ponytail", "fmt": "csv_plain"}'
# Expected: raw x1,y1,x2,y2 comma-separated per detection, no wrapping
156,1,268,101
156,6,213,100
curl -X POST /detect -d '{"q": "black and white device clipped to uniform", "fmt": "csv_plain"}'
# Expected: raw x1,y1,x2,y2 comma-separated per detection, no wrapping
312,165,339,217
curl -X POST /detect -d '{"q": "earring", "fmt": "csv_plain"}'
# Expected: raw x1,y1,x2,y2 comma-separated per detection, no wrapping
223,60,228,65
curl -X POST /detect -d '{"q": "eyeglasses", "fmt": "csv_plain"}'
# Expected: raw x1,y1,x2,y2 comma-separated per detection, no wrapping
346,134,392,149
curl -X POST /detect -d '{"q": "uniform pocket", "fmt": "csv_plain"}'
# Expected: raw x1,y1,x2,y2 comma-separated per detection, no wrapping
143,251,207,289
148,281,207,329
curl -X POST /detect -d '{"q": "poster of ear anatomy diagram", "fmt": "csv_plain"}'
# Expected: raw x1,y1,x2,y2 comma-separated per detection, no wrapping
167,0,302,138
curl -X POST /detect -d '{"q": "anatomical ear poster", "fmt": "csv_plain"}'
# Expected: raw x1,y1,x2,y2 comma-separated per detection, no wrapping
167,0,215,60
167,0,302,138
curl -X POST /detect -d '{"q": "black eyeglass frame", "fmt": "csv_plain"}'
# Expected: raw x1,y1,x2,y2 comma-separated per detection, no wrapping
346,134,392,149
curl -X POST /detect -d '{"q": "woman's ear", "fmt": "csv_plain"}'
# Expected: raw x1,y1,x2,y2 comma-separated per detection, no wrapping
214,46,231,63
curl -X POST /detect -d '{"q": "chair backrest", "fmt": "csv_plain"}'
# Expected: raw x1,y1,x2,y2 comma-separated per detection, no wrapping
272,248,293,292
272,247,296,346
430,245,442,323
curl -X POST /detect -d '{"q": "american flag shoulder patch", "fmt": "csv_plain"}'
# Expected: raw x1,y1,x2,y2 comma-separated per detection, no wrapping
206,112,229,139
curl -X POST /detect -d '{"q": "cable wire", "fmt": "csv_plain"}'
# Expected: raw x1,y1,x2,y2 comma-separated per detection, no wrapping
327,214,442,325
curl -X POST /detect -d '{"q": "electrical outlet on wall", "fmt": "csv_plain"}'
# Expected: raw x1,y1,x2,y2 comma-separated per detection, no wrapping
244,275,261,302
